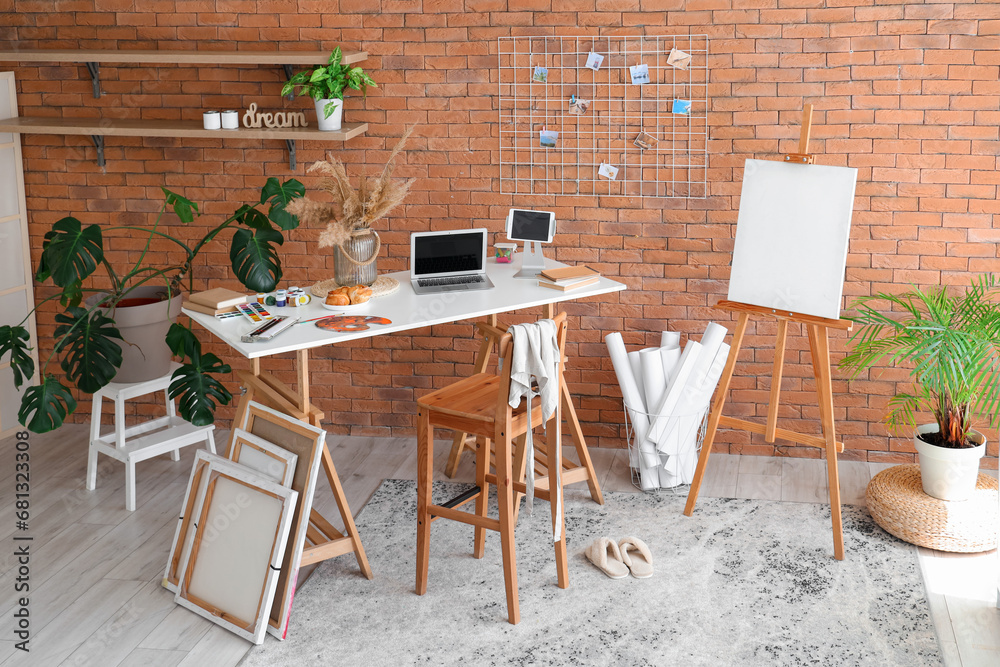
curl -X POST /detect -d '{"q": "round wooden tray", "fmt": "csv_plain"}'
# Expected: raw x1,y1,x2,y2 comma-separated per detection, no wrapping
866,464,998,553
310,275,400,300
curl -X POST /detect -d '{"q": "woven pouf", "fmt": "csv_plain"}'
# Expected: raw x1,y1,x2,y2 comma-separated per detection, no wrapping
866,464,998,553
311,275,400,300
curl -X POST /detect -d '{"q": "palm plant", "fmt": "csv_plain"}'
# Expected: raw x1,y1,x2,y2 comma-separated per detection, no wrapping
840,275,1000,449
0,178,304,433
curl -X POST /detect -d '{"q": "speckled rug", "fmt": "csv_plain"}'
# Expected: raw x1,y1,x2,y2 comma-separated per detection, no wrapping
242,480,941,667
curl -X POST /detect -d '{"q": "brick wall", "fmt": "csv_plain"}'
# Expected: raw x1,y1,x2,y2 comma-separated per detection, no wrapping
3,1,998,466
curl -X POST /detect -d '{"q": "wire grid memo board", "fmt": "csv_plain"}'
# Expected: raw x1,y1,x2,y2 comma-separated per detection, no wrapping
498,35,708,199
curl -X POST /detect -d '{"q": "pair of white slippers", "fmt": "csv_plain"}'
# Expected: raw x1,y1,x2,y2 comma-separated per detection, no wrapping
586,536,653,579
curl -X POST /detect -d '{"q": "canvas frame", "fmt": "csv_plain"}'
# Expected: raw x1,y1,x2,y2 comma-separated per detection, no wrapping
229,427,298,487
175,460,298,645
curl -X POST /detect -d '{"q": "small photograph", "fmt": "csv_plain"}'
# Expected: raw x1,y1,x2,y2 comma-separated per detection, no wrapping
672,99,692,115
633,131,658,151
540,129,559,148
585,51,604,71
667,48,692,70
629,63,650,85
532,65,548,83
568,95,590,116
598,162,619,180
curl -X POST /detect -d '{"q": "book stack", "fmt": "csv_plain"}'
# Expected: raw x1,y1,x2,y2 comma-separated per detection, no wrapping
183,288,248,316
538,265,600,292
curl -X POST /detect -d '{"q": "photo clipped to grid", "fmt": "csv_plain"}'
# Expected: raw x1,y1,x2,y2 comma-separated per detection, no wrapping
498,34,708,199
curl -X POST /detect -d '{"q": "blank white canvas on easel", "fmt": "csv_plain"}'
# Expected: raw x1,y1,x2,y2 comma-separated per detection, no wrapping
728,159,857,320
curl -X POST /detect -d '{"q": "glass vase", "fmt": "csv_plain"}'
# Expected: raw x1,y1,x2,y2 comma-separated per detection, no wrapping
333,230,379,287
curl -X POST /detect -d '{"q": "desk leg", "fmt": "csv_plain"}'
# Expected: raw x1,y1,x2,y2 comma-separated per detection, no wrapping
320,442,373,578
445,314,498,478
561,380,604,504
297,349,310,418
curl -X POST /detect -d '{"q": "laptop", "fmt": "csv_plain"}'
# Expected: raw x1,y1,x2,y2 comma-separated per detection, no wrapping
410,228,495,294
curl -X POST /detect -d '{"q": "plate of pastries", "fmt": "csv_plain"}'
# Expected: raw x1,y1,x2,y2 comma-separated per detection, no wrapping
322,284,374,310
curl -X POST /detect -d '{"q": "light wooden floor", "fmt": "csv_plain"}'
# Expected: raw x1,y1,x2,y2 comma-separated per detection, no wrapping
0,425,996,666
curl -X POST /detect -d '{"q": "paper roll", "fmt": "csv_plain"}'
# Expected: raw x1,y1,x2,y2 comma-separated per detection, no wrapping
660,331,681,349
648,340,702,447
605,333,651,461
640,348,667,416
628,350,644,408
653,322,728,451
660,346,681,387
674,342,731,453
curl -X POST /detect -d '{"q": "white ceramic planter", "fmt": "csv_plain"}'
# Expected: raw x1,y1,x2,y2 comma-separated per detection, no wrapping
314,98,343,131
90,286,183,384
914,423,986,501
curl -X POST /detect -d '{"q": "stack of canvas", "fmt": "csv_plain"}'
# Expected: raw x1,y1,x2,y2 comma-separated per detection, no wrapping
605,324,731,491
161,402,328,645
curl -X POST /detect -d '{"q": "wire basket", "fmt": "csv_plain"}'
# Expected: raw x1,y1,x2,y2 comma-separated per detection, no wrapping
622,400,709,493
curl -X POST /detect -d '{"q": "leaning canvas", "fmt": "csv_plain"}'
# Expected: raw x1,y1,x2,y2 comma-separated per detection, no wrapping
727,159,857,320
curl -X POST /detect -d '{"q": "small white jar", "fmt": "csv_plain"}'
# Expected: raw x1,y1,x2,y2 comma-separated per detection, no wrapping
203,111,221,130
221,110,239,130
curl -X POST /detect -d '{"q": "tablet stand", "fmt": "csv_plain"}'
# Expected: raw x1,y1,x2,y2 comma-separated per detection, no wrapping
514,240,546,278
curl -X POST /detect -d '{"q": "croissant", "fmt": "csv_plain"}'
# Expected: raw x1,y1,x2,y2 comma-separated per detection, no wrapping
325,293,350,306
348,285,373,304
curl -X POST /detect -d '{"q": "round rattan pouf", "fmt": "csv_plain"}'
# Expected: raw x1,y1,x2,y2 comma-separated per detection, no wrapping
866,464,998,553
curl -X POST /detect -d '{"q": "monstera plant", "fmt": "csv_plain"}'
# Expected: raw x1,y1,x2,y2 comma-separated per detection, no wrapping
0,177,304,433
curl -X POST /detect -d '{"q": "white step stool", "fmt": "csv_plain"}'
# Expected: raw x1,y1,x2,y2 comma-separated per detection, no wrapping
87,362,216,511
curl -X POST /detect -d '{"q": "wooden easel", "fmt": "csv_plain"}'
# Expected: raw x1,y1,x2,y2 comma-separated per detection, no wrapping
683,105,854,560
442,305,605,507
229,353,373,578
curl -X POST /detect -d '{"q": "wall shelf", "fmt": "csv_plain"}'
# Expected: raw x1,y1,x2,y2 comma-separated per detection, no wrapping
0,49,367,99
0,117,368,169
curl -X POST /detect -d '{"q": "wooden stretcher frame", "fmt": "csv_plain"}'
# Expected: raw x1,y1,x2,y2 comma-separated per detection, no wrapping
163,450,229,592
235,400,331,640
175,460,298,645
229,427,298,487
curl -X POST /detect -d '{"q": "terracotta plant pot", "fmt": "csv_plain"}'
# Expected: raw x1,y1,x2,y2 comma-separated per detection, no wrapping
913,424,987,501
93,285,184,384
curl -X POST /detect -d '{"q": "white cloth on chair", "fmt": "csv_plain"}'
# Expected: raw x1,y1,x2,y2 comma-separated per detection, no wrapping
506,319,562,541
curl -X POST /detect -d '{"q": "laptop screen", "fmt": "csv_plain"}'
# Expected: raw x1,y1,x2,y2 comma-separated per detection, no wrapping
413,231,484,276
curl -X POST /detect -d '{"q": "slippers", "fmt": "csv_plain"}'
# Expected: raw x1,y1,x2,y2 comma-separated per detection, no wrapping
586,537,629,579
618,537,653,579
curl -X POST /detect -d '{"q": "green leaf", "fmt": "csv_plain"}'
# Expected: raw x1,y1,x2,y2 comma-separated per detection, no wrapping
229,227,284,292
328,46,342,67
54,306,123,394
166,322,200,360
235,204,272,231
309,66,328,83
36,217,104,288
161,187,199,223
261,178,304,230
0,325,34,387
18,376,77,433
169,354,233,426
323,100,340,119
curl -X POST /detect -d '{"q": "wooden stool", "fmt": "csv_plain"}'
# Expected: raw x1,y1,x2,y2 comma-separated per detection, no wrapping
88,362,216,511
416,314,570,624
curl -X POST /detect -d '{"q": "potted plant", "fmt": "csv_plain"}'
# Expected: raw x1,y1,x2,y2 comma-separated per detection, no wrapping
840,276,1000,501
0,177,305,433
281,47,377,132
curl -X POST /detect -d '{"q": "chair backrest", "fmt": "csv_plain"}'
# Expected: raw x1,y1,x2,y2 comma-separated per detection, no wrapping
494,312,568,425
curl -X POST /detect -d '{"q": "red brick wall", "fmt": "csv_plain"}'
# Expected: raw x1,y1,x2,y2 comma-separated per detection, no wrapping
3,1,998,467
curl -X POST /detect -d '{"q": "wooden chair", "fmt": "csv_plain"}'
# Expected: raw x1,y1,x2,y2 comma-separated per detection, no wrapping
415,313,570,625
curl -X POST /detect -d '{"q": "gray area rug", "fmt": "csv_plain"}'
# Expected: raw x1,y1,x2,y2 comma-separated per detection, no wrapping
242,480,941,666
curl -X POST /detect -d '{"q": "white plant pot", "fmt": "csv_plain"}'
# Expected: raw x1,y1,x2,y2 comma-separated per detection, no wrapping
914,424,986,501
314,98,343,131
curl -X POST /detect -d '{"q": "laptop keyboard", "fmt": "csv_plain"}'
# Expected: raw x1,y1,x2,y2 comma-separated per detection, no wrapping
417,275,486,287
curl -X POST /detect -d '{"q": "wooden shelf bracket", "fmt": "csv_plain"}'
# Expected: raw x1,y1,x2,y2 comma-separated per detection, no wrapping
285,139,296,170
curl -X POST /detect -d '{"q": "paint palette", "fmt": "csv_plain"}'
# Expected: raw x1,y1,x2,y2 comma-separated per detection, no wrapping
236,302,274,324
315,316,392,333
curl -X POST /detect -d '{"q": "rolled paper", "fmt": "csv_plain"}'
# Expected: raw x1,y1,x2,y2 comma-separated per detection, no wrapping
627,350,644,408
640,348,667,416
675,343,732,451
658,346,683,454
605,332,651,452
639,456,660,491
660,331,681,349
648,340,703,446
653,322,728,451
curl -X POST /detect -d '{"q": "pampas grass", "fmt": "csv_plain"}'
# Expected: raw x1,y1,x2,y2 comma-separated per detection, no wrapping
287,126,416,250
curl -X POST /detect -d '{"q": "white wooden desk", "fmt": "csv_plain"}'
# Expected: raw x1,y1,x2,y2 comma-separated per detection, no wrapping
183,257,625,573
